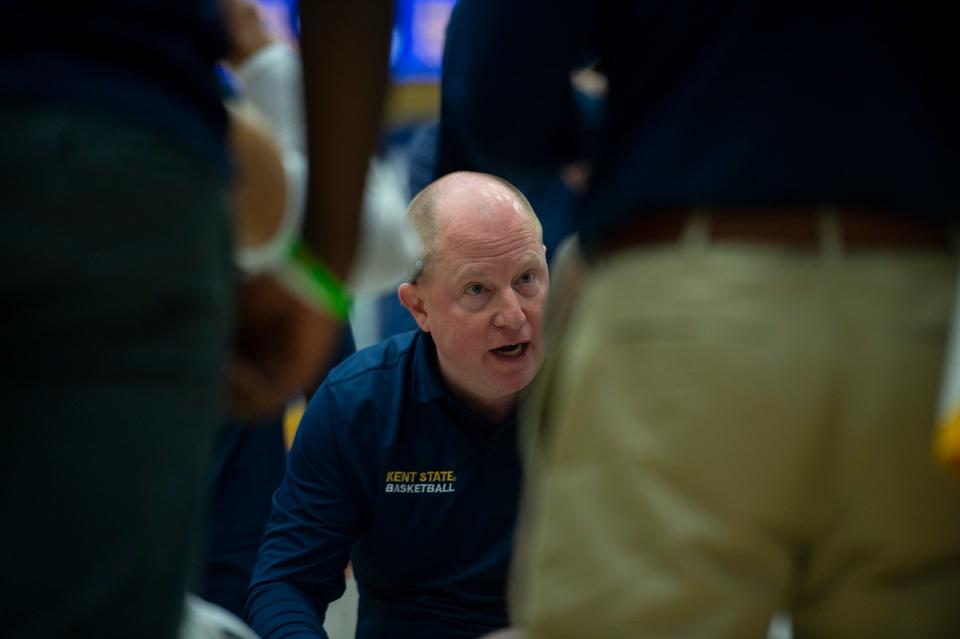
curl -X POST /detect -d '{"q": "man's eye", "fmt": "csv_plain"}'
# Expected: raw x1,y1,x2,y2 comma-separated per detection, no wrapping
465,284,485,296
517,271,536,285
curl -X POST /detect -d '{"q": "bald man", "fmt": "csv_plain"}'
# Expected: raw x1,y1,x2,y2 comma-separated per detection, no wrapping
245,172,549,639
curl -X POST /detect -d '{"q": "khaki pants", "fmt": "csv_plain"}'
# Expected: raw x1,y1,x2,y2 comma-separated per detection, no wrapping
515,235,960,638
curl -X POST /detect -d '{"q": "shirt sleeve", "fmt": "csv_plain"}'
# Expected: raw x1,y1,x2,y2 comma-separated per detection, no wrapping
436,0,599,178
244,384,367,639
234,42,305,154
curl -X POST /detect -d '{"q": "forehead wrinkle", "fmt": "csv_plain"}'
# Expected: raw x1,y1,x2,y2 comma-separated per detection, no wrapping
444,225,541,265
447,241,545,285
441,200,539,246
452,253,543,281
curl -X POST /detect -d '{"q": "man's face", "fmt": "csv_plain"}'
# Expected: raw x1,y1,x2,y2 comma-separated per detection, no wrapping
405,191,548,418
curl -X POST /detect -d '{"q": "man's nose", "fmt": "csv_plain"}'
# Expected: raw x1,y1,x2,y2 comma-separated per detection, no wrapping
493,289,526,330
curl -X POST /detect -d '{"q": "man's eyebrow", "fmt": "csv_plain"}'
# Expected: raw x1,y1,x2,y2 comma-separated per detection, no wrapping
514,252,545,272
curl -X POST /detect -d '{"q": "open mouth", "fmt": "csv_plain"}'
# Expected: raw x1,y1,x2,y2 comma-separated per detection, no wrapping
491,342,529,358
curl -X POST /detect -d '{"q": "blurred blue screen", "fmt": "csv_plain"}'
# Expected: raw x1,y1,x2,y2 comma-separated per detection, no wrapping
390,0,456,83
253,0,455,84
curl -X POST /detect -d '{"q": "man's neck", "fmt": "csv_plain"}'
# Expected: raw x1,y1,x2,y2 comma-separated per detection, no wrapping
446,381,516,424
469,398,515,425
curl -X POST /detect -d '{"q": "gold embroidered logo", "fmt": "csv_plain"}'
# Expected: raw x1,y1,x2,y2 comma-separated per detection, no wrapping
384,469,457,494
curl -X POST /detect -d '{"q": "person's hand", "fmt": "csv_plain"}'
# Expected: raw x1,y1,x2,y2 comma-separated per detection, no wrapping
221,0,276,66
230,274,343,421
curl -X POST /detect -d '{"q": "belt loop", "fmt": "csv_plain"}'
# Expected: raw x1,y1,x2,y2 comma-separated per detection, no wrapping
818,206,843,260
682,207,711,254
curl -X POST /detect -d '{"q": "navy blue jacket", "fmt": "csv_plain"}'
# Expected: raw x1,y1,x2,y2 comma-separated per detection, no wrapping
437,1,959,252
245,330,521,639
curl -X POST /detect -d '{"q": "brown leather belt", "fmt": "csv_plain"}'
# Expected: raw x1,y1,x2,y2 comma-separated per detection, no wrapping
602,209,954,254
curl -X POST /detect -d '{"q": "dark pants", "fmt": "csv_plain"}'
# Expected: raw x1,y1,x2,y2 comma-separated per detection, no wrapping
0,106,234,638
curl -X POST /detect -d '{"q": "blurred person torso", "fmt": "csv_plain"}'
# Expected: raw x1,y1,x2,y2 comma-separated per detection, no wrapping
438,1,960,252
1,0,230,168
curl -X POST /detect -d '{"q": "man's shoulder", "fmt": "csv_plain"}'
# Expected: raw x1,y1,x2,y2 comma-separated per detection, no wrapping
324,329,421,392
297,330,423,449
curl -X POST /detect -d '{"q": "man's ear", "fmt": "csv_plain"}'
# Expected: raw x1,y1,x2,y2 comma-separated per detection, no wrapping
398,282,430,332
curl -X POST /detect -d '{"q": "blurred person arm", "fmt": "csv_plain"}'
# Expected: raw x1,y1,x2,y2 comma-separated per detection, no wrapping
225,1,304,153
436,0,598,180
226,99,289,249
228,8,419,293
219,0,331,421
225,0,394,279
226,0,308,272
221,0,290,251
299,1,392,280
219,0,393,420
244,384,364,638
229,275,344,421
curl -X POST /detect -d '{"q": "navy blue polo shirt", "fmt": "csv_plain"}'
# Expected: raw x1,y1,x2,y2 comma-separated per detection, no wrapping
245,330,522,639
